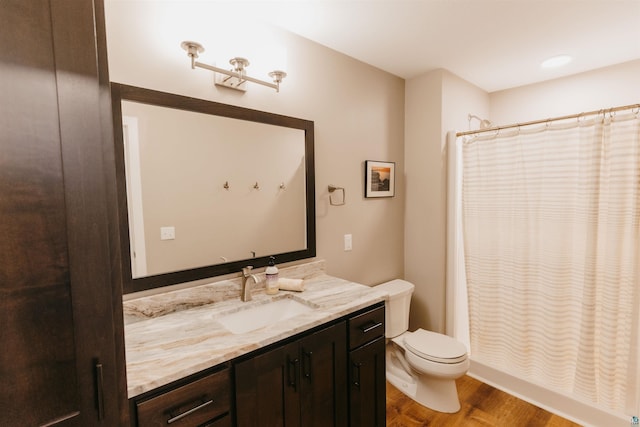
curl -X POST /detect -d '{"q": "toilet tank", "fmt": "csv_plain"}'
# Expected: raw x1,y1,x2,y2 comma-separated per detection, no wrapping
375,279,414,338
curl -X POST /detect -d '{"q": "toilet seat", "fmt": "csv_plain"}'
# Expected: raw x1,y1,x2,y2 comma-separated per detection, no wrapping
404,329,467,364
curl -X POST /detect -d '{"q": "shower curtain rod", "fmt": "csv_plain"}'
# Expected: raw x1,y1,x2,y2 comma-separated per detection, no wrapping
456,102,640,137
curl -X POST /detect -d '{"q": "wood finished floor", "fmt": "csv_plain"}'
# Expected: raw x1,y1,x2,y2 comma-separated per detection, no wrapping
386,376,582,427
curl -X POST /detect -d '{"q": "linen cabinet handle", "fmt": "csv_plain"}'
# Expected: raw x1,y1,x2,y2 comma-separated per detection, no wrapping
94,360,105,420
167,399,214,424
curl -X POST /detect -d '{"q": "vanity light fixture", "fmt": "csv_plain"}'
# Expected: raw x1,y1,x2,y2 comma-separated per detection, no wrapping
181,41,287,92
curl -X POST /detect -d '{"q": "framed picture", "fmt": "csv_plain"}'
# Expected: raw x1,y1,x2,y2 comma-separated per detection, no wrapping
365,160,395,198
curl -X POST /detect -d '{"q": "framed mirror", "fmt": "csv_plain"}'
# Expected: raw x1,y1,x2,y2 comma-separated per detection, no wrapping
111,83,315,294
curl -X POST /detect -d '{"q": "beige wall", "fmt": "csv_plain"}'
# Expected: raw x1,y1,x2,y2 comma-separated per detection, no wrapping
404,69,489,333
105,2,405,287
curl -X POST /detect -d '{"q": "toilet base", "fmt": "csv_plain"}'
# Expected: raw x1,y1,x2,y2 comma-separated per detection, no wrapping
387,367,417,394
414,375,461,413
386,344,463,413
387,368,462,413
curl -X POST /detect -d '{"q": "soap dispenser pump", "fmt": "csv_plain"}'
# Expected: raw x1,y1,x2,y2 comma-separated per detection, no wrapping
265,256,279,295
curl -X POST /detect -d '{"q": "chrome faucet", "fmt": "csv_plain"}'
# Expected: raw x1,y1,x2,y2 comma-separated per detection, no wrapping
241,266,259,302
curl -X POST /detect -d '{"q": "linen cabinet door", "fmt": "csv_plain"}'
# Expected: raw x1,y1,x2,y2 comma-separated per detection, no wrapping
0,0,124,425
299,322,348,427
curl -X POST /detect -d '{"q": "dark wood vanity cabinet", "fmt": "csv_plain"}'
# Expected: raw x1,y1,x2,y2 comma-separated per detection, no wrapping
127,303,384,427
347,306,386,427
0,0,126,425
235,322,348,427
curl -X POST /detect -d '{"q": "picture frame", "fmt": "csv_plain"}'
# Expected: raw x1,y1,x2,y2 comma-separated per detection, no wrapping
365,160,395,198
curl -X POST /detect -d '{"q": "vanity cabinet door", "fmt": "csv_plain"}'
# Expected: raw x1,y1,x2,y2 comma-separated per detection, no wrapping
348,337,386,427
299,322,348,427
234,321,348,427
347,304,386,427
235,341,300,427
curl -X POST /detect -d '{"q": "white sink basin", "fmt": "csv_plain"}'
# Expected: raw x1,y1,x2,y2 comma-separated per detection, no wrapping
217,298,317,334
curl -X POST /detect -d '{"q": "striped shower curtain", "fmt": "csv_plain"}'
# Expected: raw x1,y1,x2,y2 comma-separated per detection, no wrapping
461,110,640,418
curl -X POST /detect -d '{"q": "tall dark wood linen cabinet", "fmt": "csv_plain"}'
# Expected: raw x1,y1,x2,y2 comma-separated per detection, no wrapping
0,1,127,425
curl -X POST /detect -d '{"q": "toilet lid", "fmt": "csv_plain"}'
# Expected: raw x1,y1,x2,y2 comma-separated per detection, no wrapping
404,329,467,364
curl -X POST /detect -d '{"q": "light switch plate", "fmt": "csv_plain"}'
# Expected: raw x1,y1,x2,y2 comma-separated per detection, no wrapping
344,234,352,251
160,226,175,240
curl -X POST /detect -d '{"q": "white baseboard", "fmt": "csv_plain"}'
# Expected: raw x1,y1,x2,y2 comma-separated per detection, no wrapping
468,359,630,427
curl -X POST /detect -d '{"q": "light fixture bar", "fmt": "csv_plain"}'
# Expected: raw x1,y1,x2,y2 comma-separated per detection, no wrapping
192,60,280,91
181,41,286,92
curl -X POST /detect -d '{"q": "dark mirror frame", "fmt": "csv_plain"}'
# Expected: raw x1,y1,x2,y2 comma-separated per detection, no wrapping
111,83,316,294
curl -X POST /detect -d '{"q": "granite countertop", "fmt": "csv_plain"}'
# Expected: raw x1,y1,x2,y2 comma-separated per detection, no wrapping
123,260,385,398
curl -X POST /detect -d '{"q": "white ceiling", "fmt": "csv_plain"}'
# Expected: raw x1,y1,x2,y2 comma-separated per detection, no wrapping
107,1,640,93
255,0,640,93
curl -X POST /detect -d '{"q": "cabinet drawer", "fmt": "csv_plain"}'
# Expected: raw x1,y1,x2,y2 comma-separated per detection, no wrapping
136,368,230,427
348,305,385,350
201,414,231,427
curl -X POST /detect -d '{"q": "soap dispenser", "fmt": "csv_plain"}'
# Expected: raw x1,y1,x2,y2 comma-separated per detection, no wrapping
265,256,279,295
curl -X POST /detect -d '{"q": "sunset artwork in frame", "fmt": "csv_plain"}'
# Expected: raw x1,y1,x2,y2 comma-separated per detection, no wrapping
365,160,395,198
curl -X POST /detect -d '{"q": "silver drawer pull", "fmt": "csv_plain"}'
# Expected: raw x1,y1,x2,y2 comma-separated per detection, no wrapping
359,322,382,334
167,399,213,424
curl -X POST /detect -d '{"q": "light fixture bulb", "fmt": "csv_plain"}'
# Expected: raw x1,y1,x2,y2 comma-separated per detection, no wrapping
268,70,287,84
180,41,204,59
229,57,250,74
541,54,572,68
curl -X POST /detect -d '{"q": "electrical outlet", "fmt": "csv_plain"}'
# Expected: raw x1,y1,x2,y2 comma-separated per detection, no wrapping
160,226,175,240
344,234,352,251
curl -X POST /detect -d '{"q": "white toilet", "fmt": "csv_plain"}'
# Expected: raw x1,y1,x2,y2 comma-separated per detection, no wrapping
375,279,469,413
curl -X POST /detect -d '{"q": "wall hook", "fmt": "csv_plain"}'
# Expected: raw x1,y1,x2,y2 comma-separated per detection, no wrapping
223,181,230,190
253,182,260,190
328,185,345,206
279,182,286,190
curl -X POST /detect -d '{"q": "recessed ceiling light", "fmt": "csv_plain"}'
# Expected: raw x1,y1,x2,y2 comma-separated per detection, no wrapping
541,54,573,68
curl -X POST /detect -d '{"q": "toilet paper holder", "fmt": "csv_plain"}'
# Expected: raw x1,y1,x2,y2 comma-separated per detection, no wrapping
328,185,345,206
